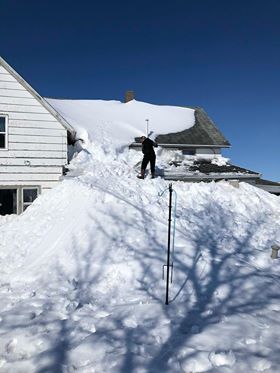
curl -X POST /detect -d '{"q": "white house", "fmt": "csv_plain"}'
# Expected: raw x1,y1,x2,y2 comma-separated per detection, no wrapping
0,57,75,215
1,57,279,216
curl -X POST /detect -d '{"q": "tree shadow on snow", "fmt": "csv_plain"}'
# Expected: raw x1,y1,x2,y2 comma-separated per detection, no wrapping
0,185,279,372
144,200,280,372
36,191,280,372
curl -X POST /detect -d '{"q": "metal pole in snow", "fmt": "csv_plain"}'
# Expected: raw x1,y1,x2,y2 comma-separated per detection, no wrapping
145,119,149,137
165,183,173,305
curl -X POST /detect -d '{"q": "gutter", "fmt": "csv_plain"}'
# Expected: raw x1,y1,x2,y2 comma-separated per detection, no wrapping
130,143,231,149
164,173,261,181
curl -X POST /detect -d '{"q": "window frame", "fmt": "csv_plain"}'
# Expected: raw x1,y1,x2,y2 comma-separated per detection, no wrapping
22,186,40,212
0,114,8,150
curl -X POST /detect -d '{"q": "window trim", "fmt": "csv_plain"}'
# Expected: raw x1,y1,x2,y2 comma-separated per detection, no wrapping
0,114,8,150
0,185,41,215
21,186,40,212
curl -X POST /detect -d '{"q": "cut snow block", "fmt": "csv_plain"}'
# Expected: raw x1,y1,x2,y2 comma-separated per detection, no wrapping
271,244,280,259
228,180,239,188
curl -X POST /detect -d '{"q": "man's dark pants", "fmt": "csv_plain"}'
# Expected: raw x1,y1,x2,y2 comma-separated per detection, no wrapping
141,154,156,173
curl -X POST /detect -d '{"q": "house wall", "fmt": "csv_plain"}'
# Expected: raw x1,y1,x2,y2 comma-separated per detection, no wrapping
0,65,68,195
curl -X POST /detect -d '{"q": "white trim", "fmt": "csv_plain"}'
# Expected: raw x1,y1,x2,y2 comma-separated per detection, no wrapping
0,113,8,150
0,56,75,137
22,186,40,212
0,185,41,215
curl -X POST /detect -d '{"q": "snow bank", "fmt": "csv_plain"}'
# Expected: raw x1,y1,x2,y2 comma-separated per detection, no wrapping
0,146,280,371
0,98,280,371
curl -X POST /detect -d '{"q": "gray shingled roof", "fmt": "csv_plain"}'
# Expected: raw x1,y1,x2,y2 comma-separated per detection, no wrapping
155,108,230,146
133,107,230,147
163,160,260,181
188,161,259,175
255,178,280,186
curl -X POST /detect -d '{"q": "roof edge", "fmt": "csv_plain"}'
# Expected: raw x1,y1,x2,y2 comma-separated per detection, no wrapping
0,56,75,136
194,108,231,146
164,174,261,181
130,142,231,148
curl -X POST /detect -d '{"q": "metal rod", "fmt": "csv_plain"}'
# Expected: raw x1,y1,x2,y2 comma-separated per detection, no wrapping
166,183,173,305
145,119,149,137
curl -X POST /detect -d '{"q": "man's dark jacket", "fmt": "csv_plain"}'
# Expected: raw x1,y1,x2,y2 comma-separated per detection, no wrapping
142,138,158,155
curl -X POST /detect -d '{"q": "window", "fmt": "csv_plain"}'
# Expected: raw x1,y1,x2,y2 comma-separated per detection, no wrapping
183,149,196,156
0,115,7,149
0,186,40,215
0,189,17,215
22,187,39,211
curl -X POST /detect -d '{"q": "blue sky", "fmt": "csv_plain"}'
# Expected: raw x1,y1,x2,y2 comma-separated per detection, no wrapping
1,0,279,181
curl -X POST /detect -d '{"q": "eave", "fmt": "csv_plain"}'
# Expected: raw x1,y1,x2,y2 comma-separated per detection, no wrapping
163,173,261,181
0,56,76,137
130,143,231,149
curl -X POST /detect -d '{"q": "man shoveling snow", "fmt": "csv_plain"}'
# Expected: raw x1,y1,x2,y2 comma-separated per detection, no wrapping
137,135,158,179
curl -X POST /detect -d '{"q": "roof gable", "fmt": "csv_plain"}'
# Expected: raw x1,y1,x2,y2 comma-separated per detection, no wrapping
0,56,75,136
155,108,230,147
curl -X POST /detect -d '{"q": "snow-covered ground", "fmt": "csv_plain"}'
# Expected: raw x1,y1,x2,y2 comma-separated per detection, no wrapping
0,101,280,372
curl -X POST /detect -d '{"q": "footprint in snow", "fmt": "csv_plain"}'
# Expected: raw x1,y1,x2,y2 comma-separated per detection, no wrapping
6,338,17,353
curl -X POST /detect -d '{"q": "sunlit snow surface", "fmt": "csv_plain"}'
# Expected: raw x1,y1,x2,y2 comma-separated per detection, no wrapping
0,101,280,372
47,98,195,147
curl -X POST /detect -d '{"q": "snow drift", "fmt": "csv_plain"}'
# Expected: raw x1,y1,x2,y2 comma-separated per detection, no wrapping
0,100,280,372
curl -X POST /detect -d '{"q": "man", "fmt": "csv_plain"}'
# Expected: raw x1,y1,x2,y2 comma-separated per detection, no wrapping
137,136,158,179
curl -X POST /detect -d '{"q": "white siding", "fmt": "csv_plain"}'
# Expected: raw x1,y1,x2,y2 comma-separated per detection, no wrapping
0,103,53,113
0,180,59,189
5,112,59,121
0,166,62,173
9,127,65,136
0,89,36,98
0,158,66,166
9,119,64,130
9,134,67,144
8,143,66,151
0,173,61,181
0,149,66,158
0,63,68,193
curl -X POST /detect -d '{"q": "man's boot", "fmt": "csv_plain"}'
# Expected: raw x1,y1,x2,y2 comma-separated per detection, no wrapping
151,172,155,179
137,170,145,179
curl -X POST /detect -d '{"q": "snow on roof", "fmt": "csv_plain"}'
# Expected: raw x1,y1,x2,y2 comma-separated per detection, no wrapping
47,98,195,149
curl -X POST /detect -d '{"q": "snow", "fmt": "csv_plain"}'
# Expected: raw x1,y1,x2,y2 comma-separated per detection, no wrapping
0,100,280,372
47,98,195,148
211,156,229,166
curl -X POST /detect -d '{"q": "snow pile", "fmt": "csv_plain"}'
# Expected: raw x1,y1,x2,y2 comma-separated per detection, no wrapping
211,155,229,166
0,99,280,372
0,153,280,371
47,98,195,149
